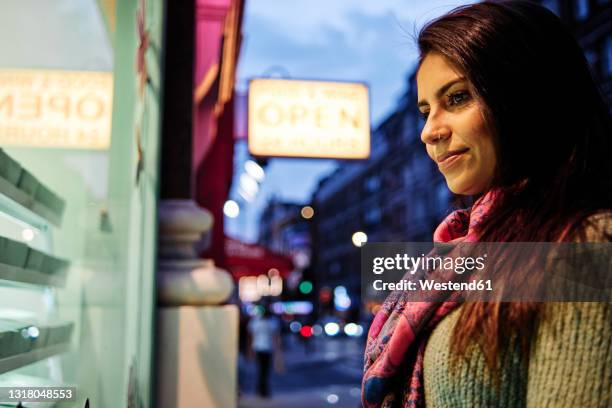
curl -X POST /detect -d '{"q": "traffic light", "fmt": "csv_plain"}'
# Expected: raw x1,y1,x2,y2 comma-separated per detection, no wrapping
298,280,313,295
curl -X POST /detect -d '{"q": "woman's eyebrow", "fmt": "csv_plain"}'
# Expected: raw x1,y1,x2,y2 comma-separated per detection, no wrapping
417,77,467,108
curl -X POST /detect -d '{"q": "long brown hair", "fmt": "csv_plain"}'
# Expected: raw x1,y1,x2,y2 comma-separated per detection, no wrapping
418,1,612,371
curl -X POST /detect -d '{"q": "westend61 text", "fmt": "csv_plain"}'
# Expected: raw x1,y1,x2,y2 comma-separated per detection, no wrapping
373,279,493,292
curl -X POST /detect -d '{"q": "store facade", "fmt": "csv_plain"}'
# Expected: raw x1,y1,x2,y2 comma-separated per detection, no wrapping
0,0,164,406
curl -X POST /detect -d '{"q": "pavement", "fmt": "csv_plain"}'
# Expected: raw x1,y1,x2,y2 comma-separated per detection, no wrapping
238,335,365,408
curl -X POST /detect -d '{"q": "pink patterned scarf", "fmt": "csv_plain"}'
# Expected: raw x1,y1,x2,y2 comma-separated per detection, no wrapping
362,190,497,407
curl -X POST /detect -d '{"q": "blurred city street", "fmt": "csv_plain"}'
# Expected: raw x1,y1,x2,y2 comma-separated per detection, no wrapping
0,0,609,407
239,335,364,408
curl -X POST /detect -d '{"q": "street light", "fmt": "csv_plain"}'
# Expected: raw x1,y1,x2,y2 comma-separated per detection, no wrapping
237,186,255,202
239,173,259,196
344,323,363,337
301,205,314,219
326,394,339,404
223,200,240,218
244,159,265,182
352,231,367,247
324,322,340,336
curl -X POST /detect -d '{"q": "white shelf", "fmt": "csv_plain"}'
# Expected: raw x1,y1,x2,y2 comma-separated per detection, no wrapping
0,149,65,228
0,342,70,376
0,262,66,287
0,177,62,229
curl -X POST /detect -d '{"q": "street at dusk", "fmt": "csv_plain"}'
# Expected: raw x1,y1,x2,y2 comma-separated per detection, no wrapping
0,0,610,407
239,336,364,408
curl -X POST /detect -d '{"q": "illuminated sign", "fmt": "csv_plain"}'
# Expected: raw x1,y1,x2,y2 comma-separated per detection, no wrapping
0,70,113,149
248,78,370,159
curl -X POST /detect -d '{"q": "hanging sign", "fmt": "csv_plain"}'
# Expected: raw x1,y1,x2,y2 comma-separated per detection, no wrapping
248,78,370,159
0,70,113,149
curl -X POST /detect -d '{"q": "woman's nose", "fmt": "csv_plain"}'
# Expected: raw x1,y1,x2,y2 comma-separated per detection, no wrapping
420,113,451,145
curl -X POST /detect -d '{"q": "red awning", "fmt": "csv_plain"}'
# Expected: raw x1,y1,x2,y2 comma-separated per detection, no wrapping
225,236,294,280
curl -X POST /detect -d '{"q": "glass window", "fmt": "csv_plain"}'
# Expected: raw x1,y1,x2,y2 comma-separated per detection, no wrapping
364,206,382,225
575,0,590,20
364,175,381,193
412,199,426,220
604,36,612,76
584,49,598,68
541,0,561,16
402,114,418,143
0,0,162,406
436,183,452,214
371,130,388,159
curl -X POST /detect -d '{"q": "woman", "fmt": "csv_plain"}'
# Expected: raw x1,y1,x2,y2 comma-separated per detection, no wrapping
362,1,611,407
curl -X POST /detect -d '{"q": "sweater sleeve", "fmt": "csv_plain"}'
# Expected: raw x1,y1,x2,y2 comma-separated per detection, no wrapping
526,302,611,407
527,215,612,406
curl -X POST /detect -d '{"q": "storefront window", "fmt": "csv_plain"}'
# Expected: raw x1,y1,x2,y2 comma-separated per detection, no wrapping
364,175,381,193
0,0,163,406
436,183,451,214
541,0,561,16
364,205,382,225
604,36,612,77
574,0,590,21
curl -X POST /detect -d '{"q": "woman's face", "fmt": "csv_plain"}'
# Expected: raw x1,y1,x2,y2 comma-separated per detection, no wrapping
416,53,497,195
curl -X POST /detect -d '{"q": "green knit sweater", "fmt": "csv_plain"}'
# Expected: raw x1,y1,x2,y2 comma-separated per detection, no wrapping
423,215,612,407
423,302,611,407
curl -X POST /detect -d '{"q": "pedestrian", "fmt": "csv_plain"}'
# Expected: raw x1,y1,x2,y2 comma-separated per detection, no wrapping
247,305,283,398
362,1,611,407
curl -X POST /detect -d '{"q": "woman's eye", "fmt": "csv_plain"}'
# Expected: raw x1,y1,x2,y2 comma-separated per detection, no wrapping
419,110,430,120
448,91,470,106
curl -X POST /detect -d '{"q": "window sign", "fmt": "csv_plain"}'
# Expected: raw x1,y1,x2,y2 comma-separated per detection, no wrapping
248,78,370,159
0,70,113,149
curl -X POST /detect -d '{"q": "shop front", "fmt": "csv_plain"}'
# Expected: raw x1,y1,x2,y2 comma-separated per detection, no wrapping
0,0,164,406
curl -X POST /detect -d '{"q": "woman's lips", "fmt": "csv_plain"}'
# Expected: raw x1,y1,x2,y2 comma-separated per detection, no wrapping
437,148,469,170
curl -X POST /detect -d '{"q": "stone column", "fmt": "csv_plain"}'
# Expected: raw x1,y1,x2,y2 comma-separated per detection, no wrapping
156,199,233,305
155,199,238,408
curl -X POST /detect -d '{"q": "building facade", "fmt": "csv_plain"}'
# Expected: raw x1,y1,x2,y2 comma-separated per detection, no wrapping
538,0,612,107
259,199,304,254
258,198,314,296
